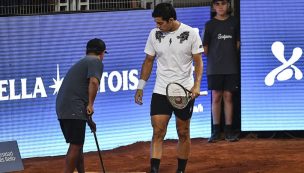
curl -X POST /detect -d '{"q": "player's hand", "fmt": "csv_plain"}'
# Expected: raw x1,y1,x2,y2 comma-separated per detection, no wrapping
191,85,200,99
135,89,143,105
87,115,96,132
86,104,94,115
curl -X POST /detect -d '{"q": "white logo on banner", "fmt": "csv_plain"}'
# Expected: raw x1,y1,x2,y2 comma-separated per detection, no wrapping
49,64,64,95
265,41,303,86
0,65,205,112
0,64,140,100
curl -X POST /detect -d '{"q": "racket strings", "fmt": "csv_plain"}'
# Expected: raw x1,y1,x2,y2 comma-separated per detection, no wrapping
167,84,189,109
168,96,188,109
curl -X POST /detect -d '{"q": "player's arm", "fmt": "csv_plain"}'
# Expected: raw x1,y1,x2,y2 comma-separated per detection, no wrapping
236,17,241,51
237,41,240,50
140,54,155,81
192,53,203,98
87,77,99,115
135,54,155,105
203,45,208,56
202,24,210,56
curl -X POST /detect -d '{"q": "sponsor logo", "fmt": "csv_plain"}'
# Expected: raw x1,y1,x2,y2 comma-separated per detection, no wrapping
0,64,139,101
265,41,303,86
218,34,232,40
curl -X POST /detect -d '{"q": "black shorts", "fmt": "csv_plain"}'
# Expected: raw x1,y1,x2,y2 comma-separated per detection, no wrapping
207,74,239,91
59,119,86,145
150,93,195,121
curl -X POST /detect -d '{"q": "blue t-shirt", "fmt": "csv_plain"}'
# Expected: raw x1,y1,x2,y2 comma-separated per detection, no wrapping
56,55,103,120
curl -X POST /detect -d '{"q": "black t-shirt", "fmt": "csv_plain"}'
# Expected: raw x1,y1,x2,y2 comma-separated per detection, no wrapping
56,56,103,120
203,16,240,75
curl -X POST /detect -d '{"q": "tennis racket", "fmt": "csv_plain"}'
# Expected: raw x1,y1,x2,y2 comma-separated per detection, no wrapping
166,82,208,109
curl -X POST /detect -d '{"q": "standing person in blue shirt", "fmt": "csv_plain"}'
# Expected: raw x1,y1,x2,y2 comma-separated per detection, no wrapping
203,0,240,142
56,38,106,173
134,3,204,173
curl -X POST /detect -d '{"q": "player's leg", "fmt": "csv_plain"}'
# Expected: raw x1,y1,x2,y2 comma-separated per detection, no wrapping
175,118,190,173
174,99,194,173
212,90,223,124
76,146,84,173
59,119,86,173
208,75,224,142
223,74,239,142
151,115,170,157
150,115,170,173
223,90,233,125
65,143,83,173
150,93,173,173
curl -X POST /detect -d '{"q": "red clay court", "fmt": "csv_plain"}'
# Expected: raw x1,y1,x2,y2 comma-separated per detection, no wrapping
13,137,304,173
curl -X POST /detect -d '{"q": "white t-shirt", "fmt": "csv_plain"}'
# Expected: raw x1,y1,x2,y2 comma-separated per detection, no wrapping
144,23,204,95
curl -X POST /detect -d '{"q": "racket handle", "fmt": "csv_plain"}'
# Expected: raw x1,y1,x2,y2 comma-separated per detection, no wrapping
199,91,208,96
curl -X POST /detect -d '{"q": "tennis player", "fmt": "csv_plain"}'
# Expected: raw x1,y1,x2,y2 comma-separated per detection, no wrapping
134,3,203,173
56,38,106,173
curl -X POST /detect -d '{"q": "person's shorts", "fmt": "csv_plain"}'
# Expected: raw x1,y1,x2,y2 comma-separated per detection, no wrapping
150,93,195,121
59,119,86,145
207,74,239,91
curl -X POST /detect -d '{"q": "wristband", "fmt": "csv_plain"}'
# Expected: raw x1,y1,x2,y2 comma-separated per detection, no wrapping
137,79,146,90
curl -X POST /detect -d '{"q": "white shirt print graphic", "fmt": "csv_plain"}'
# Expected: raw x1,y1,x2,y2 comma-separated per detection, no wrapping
265,41,303,86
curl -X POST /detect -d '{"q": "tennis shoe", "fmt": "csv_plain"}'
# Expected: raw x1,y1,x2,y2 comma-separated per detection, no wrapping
150,167,159,173
176,170,185,173
208,132,222,143
225,132,239,142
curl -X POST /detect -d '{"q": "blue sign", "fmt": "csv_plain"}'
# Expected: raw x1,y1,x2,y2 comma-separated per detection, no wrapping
241,0,304,131
0,141,24,172
0,7,211,158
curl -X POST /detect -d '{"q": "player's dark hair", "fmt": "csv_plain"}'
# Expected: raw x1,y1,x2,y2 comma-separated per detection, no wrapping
152,3,176,21
86,50,102,55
